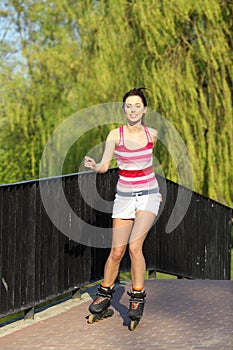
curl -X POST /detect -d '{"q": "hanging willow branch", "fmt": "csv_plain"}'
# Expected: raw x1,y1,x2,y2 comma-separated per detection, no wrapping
0,0,232,206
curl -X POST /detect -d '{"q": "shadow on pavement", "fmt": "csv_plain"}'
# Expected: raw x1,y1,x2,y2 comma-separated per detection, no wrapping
112,285,129,327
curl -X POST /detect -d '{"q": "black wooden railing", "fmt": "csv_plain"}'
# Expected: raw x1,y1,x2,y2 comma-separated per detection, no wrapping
0,169,232,319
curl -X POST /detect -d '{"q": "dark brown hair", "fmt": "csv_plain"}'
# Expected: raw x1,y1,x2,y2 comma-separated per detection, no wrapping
122,87,151,107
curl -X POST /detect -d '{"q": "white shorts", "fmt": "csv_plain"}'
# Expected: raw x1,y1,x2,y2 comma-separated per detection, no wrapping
112,192,162,219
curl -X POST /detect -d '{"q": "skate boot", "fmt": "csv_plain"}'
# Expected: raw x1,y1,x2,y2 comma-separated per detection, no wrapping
127,288,146,331
88,284,115,324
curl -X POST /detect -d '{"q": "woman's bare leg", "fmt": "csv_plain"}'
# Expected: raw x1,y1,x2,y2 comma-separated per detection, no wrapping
129,211,156,289
103,218,133,286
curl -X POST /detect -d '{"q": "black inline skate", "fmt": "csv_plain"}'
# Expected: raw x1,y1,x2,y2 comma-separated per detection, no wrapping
88,284,115,324
127,288,146,331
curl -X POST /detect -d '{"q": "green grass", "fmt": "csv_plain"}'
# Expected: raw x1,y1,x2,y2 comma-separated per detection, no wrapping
231,249,233,280
154,272,177,279
120,271,176,281
0,311,22,327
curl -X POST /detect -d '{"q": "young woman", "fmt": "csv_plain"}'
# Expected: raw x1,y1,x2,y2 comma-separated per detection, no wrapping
84,87,161,329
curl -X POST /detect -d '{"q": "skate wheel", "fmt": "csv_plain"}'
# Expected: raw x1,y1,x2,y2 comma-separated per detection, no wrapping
88,314,95,324
129,320,139,331
88,309,114,324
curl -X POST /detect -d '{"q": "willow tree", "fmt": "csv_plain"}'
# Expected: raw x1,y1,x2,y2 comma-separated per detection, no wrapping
131,0,233,205
0,0,232,207
61,0,233,206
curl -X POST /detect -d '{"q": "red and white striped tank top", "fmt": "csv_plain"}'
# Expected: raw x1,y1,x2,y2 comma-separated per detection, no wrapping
114,125,159,192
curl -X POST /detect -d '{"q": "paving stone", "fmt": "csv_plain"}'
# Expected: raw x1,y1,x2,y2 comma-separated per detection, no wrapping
0,280,232,350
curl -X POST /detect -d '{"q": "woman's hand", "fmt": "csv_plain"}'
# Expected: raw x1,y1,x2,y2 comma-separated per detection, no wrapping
84,156,96,171
84,129,117,173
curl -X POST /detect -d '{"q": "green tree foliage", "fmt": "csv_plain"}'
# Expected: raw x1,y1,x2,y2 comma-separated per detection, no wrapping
0,0,232,206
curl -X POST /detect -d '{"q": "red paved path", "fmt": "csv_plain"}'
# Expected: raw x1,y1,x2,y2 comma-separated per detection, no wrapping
0,280,232,350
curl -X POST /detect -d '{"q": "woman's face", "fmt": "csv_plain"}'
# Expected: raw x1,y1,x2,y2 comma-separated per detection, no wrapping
124,95,147,125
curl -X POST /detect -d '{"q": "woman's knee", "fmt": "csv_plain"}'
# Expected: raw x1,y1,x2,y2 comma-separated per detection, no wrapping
109,247,126,262
129,243,142,260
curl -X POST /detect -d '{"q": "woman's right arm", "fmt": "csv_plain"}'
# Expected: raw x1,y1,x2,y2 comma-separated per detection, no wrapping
84,129,118,173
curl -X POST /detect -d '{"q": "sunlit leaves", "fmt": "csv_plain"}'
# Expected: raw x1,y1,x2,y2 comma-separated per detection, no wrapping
0,0,232,206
